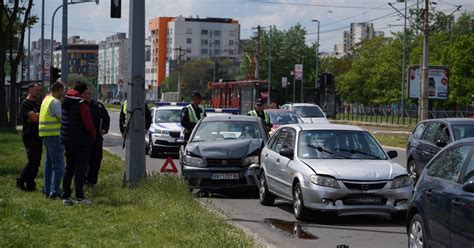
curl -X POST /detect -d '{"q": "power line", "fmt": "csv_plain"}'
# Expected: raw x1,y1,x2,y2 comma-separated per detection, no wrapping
319,3,389,28
246,0,392,10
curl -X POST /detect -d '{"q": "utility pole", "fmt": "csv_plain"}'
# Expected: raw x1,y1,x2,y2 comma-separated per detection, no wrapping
419,0,429,120
174,46,186,101
61,0,68,84
125,0,146,186
51,4,63,85
301,55,304,102
254,25,261,80
267,27,271,104
312,19,320,89
292,71,296,103
40,0,45,85
401,0,407,122
27,26,30,81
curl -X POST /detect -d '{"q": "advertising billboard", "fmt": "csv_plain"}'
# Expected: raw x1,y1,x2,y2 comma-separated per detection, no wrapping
408,65,449,100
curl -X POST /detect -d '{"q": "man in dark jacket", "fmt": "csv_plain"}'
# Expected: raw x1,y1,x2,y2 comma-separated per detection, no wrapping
60,82,96,205
181,91,206,141
82,90,110,186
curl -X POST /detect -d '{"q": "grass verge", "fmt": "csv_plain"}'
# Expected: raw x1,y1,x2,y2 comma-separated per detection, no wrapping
0,131,254,247
374,133,409,148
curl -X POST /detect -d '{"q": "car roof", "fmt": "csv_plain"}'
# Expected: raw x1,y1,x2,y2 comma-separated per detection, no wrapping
420,118,474,125
288,103,322,107
151,106,183,110
202,115,258,122
265,109,296,113
282,124,366,131
442,137,474,150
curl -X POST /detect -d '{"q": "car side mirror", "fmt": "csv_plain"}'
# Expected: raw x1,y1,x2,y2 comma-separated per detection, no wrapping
435,140,447,148
280,147,294,159
463,180,474,193
387,150,398,159
176,138,186,145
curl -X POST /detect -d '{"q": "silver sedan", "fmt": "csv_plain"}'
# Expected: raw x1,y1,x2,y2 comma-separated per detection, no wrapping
258,124,413,221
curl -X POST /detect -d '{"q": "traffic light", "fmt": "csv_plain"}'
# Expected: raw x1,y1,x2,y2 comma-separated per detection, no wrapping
111,0,121,18
51,67,61,83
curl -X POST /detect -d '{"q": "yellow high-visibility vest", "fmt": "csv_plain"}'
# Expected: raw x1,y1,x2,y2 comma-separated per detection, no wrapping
186,104,205,123
39,95,61,137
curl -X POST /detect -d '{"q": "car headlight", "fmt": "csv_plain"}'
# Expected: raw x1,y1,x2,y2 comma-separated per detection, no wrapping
390,175,412,189
183,155,206,167
242,155,259,167
309,175,340,188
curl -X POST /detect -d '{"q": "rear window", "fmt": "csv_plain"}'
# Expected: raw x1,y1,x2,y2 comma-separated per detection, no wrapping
452,124,474,140
293,106,325,118
412,123,427,139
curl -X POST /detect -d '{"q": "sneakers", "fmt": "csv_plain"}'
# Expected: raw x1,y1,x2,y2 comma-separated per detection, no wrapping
76,198,92,205
48,193,62,200
63,198,74,206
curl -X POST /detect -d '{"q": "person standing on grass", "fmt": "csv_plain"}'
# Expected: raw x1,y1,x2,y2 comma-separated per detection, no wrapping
60,82,96,205
39,82,65,199
16,82,43,192
82,90,110,187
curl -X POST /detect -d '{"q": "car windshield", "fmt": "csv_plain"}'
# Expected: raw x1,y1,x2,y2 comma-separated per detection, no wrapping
298,130,387,160
268,112,301,125
452,124,474,140
293,106,325,118
154,109,181,123
192,121,262,142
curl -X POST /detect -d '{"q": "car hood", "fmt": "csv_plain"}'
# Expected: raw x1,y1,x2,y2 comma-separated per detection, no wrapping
186,139,262,159
300,159,406,180
301,117,330,124
151,122,183,132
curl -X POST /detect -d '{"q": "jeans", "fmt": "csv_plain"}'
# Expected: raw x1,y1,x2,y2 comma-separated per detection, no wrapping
43,136,65,196
63,145,91,199
17,135,43,190
86,136,103,185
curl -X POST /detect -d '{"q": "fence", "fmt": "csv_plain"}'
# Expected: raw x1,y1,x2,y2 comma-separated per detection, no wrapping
335,106,474,127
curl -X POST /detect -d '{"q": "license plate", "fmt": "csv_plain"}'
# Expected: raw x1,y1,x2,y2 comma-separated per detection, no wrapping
211,173,240,180
357,197,382,203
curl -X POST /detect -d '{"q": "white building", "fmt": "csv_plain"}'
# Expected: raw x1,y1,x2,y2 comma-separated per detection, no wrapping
145,36,158,101
334,22,380,57
97,33,129,100
28,39,59,80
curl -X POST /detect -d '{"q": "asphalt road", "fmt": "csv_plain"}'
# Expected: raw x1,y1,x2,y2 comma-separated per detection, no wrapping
104,110,409,248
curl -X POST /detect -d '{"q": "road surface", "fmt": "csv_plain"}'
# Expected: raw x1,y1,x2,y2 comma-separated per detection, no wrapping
104,110,409,248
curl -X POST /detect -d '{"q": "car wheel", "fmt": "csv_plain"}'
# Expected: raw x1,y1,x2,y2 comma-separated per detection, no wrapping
408,214,426,248
149,138,158,158
408,159,418,181
293,182,311,221
259,171,275,206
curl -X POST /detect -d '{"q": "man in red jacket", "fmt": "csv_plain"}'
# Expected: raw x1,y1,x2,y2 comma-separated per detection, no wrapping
60,82,96,205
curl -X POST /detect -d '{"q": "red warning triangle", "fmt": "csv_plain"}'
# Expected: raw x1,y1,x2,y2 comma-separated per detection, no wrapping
160,156,178,173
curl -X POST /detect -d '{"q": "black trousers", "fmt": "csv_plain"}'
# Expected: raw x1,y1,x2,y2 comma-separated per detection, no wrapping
86,136,103,185
63,145,91,199
17,135,43,190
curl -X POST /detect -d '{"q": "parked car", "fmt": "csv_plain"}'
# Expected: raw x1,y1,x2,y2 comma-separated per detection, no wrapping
258,124,413,221
146,105,184,158
180,115,269,190
280,103,330,124
406,138,474,248
265,109,303,136
406,118,474,180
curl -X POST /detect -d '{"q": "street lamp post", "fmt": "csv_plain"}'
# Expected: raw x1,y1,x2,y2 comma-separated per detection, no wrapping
311,19,320,89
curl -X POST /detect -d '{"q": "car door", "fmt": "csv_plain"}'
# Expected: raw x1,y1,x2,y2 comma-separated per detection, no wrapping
263,130,286,195
450,146,474,248
417,122,440,172
424,145,472,247
277,128,297,198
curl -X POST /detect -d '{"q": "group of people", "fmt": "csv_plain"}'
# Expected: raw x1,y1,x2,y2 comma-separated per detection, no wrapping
16,81,110,206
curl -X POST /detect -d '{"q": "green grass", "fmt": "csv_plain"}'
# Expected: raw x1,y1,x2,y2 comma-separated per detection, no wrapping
336,113,418,127
0,132,254,247
374,133,410,148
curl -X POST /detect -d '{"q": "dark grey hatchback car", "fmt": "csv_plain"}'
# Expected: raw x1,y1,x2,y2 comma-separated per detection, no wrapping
406,138,474,248
406,118,474,180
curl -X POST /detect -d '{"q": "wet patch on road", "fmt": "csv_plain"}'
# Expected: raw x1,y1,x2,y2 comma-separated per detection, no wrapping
264,218,319,240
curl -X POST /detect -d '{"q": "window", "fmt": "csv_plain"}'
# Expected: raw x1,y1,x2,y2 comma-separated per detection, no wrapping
201,39,208,45
229,30,235,37
229,40,234,46
412,123,427,139
452,124,474,140
427,145,471,182
186,38,192,44
461,148,474,183
214,30,221,36
201,49,208,56
214,40,220,46
272,130,288,153
267,130,281,148
201,29,208,35
214,49,221,56
186,28,192,34
422,122,439,143
434,124,451,144
186,48,192,54
229,49,234,55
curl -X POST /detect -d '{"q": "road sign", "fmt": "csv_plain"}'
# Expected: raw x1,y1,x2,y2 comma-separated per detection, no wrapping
408,65,449,100
160,156,178,173
294,64,303,80
281,77,288,88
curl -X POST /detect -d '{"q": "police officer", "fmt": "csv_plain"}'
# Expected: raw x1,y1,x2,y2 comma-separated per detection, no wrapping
181,91,206,141
119,100,152,145
82,90,110,186
248,99,272,131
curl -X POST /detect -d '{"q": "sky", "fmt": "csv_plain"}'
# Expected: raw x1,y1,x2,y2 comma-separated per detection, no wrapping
27,0,474,52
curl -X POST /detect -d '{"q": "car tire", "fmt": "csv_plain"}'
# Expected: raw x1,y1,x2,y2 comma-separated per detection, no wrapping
408,214,426,248
259,171,275,206
149,138,159,158
293,182,311,221
407,159,418,182
391,210,407,221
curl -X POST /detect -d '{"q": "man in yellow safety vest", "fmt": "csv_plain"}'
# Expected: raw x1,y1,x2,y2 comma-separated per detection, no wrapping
180,91,206,141
38,82,65,199
248,99,272,132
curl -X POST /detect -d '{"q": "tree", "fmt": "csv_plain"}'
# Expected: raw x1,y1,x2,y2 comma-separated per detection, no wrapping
0,1,36,129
